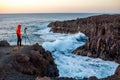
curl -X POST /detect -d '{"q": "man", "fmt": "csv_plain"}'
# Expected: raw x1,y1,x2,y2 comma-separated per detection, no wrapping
16,24,22,47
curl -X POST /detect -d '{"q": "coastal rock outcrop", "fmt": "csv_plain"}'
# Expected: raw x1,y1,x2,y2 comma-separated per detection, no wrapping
83,76,98,80
48,14,120,63
0,42,59,80
36,76,76,80
0,40,10,46
48,14,120,80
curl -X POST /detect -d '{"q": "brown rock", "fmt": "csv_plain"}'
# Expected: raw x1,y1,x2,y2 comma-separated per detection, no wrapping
87,52,92,57
83,76,98,80
0,40,10,46
115,65,120,77
48,14,120,80
0,43,59,80
36,76,51,80
88,76,98,80
35,76,76,80
15,54,30,63
48,14,120,63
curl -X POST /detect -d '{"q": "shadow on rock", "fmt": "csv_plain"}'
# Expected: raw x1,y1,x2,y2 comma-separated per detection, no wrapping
0,43,59,80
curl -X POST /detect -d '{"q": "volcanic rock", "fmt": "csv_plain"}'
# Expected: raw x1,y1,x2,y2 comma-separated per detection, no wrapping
48,14,120,80
35,76,76,80
0,42,59,80
0,40,10,46
48,14,120,63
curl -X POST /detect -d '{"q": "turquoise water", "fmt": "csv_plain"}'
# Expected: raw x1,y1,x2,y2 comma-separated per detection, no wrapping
0,13,100,44
0,13,118,79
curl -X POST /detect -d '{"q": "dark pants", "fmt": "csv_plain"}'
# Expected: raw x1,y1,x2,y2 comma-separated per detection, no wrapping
17,35,22,46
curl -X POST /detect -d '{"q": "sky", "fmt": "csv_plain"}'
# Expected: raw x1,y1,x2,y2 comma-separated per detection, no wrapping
0,0,120,13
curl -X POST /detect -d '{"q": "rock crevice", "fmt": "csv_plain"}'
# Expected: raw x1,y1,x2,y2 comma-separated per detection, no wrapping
49,14,120,63
0,43,59,80
48,14,120,80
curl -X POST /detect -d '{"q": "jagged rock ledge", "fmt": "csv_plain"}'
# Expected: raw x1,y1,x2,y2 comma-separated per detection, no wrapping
0,40,59,80
0,40,78,80
48,14,120,80
48,14,120,63
35,65,120,80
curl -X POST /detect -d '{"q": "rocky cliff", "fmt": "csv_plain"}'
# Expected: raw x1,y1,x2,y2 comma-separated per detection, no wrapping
48,14,120,80
48,14,120,63
0,41,59,80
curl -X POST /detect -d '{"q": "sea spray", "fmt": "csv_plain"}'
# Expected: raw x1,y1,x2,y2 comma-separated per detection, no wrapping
42,32,119,79
0,13,118,79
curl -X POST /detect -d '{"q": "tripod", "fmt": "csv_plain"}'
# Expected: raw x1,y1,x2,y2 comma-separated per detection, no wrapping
24,27,31,45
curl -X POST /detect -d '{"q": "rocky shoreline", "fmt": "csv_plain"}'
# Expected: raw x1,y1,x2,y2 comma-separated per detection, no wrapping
0,40,59,80
0,40,78,80
48,14,120,63
48,14,120,80
0,14,120,80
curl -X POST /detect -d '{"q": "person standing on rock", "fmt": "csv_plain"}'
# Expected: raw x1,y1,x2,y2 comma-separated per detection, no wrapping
16,24,22,47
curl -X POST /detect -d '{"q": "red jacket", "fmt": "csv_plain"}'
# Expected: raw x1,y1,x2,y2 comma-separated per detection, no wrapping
16,24,22,38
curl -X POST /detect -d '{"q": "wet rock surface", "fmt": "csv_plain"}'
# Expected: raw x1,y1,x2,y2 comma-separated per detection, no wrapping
0,43,59,80
36,76,76,80
0,40,10,46
48,14,120,80
49,14,120,63
0,14,120,80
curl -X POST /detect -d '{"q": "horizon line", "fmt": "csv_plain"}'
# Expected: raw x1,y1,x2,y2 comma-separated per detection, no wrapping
0,12,119,15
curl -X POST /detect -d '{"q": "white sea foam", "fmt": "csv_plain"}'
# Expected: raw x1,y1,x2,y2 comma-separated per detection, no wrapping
0,13,118,79
42,32,119,79
42,32,87,53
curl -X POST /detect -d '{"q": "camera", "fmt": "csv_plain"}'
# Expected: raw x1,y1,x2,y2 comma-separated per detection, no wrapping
25,27,27,30
24,27,27,33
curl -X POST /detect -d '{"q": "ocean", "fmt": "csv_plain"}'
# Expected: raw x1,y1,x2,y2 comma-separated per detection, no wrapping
0,13,118,79
0,13,99,44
